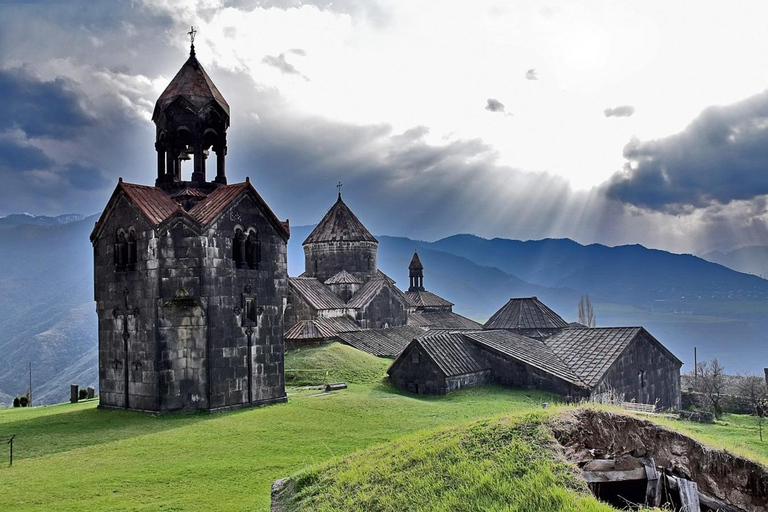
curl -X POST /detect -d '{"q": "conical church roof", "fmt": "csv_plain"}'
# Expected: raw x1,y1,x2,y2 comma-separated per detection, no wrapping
409,251,424,270
153,50,230,120
483,297,569,330
303,195,377,244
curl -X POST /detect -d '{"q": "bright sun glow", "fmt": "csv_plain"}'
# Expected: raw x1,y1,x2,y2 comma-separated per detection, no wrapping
564,27,610,72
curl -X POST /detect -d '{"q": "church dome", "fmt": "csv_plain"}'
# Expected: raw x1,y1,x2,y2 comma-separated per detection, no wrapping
303,194,377,245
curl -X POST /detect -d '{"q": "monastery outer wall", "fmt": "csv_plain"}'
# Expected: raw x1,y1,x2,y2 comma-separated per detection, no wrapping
354,285,409,329
593,333,681,410
303,241,377,282
389,343,447,394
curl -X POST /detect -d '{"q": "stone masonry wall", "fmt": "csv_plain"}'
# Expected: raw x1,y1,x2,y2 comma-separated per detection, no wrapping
389,344,447,395
355,285,408,329
593,333,681,410
303,241,377,283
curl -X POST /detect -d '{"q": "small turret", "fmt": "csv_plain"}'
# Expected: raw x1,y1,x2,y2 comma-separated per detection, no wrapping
408,251,424,292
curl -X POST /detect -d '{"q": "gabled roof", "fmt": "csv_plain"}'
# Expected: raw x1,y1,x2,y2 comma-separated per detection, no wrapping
463,330,587,388
284,316,360,341
411,332,491,377
409,251,423,270
324,270,362,285
543,327,680,388
407,311,482,330
91,179,290,243
303,195,377,244
483,297,569,331
289,277,348,310
338,325,426,358
405,290,454,308
347,275,413,309
153,53,230,119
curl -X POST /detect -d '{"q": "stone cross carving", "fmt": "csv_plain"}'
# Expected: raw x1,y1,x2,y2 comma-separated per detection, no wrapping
337,181,343,198
112,288,139,342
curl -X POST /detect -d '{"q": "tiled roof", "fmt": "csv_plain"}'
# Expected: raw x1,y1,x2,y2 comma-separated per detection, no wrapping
120,182,181,225
289,277,348,310
414,332,491,377
407,311,482,330
169,187,208,199
409,251,423,270
338,325,426,357
405,290,454,308
483,297,569,330
376,269,396,284
324,270,362,285
544,327,643,388
284,316,360,341
153,54,230,118
347,276,412,309
303,196,377,244
463,330,587,388
188,182,248,225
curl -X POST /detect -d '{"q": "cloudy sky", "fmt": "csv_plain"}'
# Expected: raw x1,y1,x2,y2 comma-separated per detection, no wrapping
2,0,768,255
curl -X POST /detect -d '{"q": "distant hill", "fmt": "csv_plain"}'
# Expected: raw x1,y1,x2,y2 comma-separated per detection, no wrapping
0,213,85,230
702,246,768,279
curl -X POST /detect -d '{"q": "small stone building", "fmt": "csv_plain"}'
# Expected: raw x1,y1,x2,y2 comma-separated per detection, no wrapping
91,43,290,412
389,297,682,409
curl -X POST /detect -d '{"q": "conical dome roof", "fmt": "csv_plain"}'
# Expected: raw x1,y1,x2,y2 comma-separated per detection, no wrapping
303,195,377,244
409,251,424,270
483,297,569,330
152,51,230,120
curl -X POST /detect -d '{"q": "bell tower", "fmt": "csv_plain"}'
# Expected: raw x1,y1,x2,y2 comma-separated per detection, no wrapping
152,27,230,190
408,251,424,292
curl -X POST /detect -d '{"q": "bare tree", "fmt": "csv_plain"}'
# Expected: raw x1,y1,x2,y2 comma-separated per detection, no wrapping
698,359,727,419
738,375,767,442
578,295,596,328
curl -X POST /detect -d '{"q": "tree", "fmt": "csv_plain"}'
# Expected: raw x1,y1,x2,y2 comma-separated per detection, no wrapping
698,359,727,419
738,375,768,442
578,295,596,327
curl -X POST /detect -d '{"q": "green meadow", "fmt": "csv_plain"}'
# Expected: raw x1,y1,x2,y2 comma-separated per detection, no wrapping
0,343,765,511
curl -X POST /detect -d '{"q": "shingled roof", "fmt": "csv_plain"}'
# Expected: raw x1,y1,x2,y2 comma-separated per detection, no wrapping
463,330,587,388
324,270,362,285
91,179,290,243
289,277,348,310
338,325,426,357
153,53,230,119
542,327,682,388
410,332,491,377
483,297,569,331
407,311,481,330
284,316,360,341
303,195,377,244
405,290,454,308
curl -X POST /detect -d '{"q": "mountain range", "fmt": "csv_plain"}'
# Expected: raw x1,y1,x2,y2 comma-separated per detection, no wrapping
1,216,766,405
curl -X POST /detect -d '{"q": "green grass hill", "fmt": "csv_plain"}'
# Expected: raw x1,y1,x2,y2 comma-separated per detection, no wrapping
0,343,766,511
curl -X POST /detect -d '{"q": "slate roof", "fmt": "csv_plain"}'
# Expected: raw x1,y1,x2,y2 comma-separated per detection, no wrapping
407,311,482,330
338,325,427,357
405,290,454,308
463,330,587,388
91,179,290,242
284,316,360,341
544,327,645,388
153,53,230,118
324,270,362,285
412,332,491,377
409,252,423,270
483,297,569,330
346,276,413,309
303,196,378,244
289,277,348,310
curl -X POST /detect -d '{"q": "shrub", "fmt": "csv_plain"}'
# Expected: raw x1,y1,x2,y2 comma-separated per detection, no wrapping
79,389,88,400
13,397,20,408
19,395,29,407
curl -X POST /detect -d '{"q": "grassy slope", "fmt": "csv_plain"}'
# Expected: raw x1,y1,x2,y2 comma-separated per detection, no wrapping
284,342,391,386
288,411,615,512
0,383,561,511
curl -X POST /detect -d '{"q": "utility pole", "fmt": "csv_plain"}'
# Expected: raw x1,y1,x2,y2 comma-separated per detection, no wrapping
28,362,32,407
693,347,698,388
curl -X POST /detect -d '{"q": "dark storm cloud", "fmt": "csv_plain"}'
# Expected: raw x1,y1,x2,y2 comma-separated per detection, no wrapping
262,49,308,79
485,98,506,113
605,90,768,212
603,105,635,118
0,138,52,170
0,68,91,139
525,68,538,80
60,163,110,191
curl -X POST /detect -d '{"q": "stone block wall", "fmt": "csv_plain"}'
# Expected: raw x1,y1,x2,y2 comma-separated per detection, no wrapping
355,285,408,329
388,343,447,394
593,333,681,410
303,241,377,282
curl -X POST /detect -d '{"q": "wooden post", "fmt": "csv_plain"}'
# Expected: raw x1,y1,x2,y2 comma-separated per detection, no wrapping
7,435,15,466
